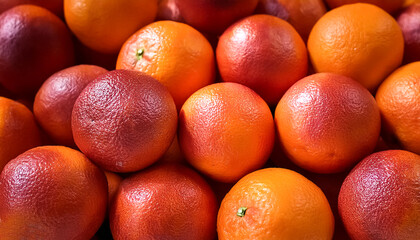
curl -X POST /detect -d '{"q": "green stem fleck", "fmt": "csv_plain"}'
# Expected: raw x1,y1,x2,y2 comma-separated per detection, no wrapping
236,207,247,217
136,48,145,60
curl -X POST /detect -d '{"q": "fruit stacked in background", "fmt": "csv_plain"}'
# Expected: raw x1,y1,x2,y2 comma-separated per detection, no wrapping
0,0,418,239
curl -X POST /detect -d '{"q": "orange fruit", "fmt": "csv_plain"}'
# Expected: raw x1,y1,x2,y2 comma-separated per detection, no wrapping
72,70,177,173
159,134,186,164
110,163,217,240
34,65,108,147
64,0,158,54
0,5,74,96
308,3,404,91
104,171,123,210
0,97,41,172
255,0,327,41
217,168,335,239
175,0,259,34
117,20,215,110
375,62,420,155
179,82,275,183
216,14,308,106
0,0,63,17
325,0,405,13
275,73,381,173
397,4,420,63
338,150,420,239
0,146,108,239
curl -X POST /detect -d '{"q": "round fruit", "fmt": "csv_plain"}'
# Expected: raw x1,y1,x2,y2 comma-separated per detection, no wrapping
175,0,259,34
104,171,123,210
110,163,217,240
0,146,108,239
216,14,308,105
397,3,420,63
255,0,327,41
72,70,177,172
0,5,74,96
179,82,275,183
308,3,404,91
0,0,63,17
34,65,108,147
375,62,420,154
339,150,420,239
117,20,215,110
217,168,335,239
64,0,158,54
325,0,405,13
275,73,381,173
0,97,41,172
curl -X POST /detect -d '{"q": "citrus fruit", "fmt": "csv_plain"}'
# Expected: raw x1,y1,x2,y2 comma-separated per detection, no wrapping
34,65,108,147
178,82,275,183
175,0,259,34
0,97,41,172
275,73,381,173
0,4,74,96
0,146,108,239
325,0,405,13
397,4,420,63
216,14,308,105
64,0,158,54
375,62,420,155
110,163,217,240
72,70,177,173
159,134,185,164
338,150,420,240
0,0,63,17
255,0,327,41
308,3,404,91
117,20,215,110
217,168,335,239
104,171,123,210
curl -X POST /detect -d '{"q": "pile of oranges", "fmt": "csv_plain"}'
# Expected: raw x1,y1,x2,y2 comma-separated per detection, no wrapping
0,0,419,239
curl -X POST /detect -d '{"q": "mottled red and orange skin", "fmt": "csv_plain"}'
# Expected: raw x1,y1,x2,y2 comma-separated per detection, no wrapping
0,0,63,17
216,14,308,106
397,4,420,63
339,150,420,240
0,5,74,96
110,163,217,240
325,0,405,13
34,65,107,147
0,97,41,172
275,73,381,173
175,0,259,34
0,146,108,240
72,70,177,173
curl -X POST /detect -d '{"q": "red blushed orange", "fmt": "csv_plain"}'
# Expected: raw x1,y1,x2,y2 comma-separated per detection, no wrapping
275,73,381,174
339,150,420,239
216,14,308,106
110,163,217,240
0,5,74,96
72,70,177,173
0,146,108,239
